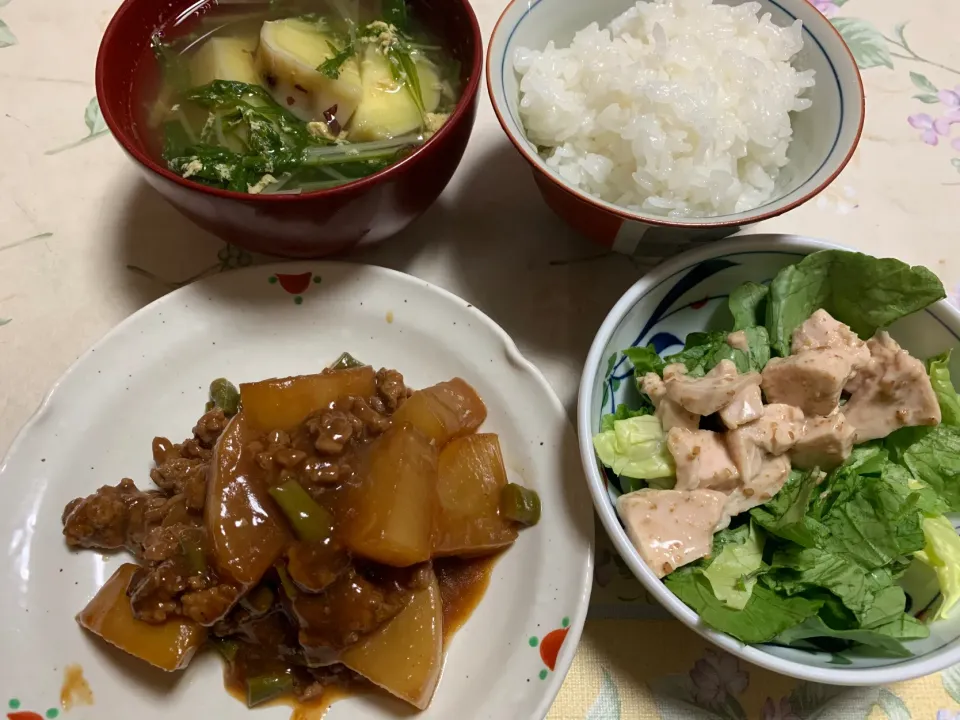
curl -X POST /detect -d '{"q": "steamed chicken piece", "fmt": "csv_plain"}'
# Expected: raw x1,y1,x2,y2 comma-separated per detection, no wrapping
189,36,260,86
663,360,761,416
616,489,727,578
718,384,764,429
792,309,871,371
666,428,740,492
761,349,854,417
722,455,792,519
349,43,443,141
790,413,855,470
725,404,804,482
726,330,750,353
718,405,803,519
642,372,699,432
844,331,941,441
255,18,363,126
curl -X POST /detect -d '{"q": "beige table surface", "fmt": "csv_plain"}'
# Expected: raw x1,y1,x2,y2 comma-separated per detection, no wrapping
2,0,960,717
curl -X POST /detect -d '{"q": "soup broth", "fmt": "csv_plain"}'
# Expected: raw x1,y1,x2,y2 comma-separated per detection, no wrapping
148,0,461,194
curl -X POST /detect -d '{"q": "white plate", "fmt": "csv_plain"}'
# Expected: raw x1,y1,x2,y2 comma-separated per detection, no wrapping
0,262,593,720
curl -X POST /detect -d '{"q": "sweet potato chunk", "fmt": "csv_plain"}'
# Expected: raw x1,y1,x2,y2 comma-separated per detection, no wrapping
392,378,487,447
77,564,206,671
434,434,518,557
240,366,376,432
206,414,291,588
340,566,443,710
340,423,438,566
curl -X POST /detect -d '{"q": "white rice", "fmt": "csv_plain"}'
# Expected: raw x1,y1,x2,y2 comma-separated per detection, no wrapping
513,0,815,218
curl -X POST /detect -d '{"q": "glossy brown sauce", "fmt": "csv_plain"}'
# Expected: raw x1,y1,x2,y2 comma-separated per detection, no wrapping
436,554,498,643
225,678,353,718
60,664,94,711
221,554,497,717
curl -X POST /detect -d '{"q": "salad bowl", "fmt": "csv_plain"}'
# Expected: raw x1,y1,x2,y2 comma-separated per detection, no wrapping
578,234,960,684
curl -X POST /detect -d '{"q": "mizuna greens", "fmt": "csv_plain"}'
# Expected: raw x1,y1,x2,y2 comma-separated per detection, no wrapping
596,250,960,658
149,0,461,194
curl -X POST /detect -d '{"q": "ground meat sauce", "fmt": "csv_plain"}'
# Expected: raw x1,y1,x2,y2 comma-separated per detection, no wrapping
62,365,501,711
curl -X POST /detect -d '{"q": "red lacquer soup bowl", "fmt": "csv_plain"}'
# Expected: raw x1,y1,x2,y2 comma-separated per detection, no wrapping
96,0,482,258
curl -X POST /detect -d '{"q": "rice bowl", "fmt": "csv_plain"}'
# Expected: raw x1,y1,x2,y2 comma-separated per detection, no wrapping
513,0,816,218
487,0,863,248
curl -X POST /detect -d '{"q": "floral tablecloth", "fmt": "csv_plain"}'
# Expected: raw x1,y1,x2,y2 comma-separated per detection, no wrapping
2,0,960,717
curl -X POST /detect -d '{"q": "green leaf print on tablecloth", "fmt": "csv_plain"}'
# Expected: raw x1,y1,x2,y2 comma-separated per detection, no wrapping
646,647,920,720
0,0,16,48
46,98,110,155
0,18,16,47
0,318,11,327
127,243,255,290
911,71,941,103
830,17,894,69
875,688,911,720
586,670,621,720
884,22,960,78
648,649,749,720
811,0,960,175
942,664,960,704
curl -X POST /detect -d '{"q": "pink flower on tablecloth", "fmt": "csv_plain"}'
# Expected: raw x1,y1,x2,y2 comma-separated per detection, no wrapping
939,87,960,108
934,111,960,137
762,697,801,720
689,649,748,705
909,113,943,145
807,0,839,17
936,710,960,720
949,284,960,310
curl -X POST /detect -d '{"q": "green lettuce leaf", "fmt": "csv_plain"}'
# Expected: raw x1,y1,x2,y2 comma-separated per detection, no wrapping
750,469,825,547
928,350,960,426
664,332,726,376
665,569,822,644
620,475,676,493
914,514,960,620
843,444,890,475
894,469,950,517
729,281,769,331
901,426,960,511
767,547,903,626
815,468,925,569
703,523,765,610
885,426,932,464
765,250,945,356
592,415,675,480
625,326,770,381
623,346,665,376
721,326,771,372
600,403,652,433
812,447,946,518
774,614,927,657
665,329,770,376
